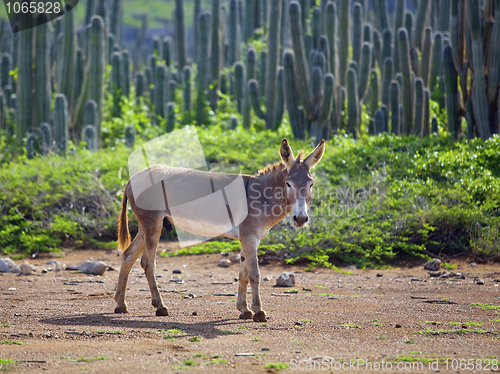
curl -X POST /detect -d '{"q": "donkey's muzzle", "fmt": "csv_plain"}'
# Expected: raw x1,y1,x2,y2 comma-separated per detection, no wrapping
293,215,309,227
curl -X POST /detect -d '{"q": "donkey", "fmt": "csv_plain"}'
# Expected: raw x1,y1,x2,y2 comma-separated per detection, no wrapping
114,138,325,322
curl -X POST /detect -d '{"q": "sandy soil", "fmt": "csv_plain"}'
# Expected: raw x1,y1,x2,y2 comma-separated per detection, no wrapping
1,243,499,374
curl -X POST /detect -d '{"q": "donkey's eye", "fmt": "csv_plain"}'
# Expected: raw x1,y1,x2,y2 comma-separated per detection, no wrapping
310,183,314,188
286,182,291,188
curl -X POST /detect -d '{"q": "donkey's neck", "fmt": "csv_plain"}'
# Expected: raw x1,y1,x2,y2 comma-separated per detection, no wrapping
255,163,291,223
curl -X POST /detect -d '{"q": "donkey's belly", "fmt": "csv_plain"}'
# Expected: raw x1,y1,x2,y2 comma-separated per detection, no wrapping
170,215,239,240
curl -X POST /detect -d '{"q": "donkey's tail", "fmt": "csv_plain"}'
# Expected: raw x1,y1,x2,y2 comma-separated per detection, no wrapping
117,189,131,252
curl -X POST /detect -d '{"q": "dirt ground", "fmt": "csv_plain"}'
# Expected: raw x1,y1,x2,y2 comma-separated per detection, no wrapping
1,243,499,374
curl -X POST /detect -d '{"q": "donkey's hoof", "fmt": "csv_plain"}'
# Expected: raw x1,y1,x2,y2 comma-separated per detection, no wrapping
253,310,267,322
239,310,254,320
114,306,128,314
156,307,169,316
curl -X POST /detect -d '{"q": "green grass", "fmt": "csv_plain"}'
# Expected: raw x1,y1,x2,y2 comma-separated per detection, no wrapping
189,336,200,342
403,338,415,344
263,363,289,370
219,330,234,335
236,326,246,330
59,356,109,362
0,359,15,371
210,358,229,364
375,335,389,340
162,328,185,334
1,340,23,345
448,321,483,326
299,319,314,323
112,330,122,334
472,303,500,311
0,324,10,328
341,323,361,328
417,328,491,335
172,359,197,370
369,317,383,326
251,336,263,341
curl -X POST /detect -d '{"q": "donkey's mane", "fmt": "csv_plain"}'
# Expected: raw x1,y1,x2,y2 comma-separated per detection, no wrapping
256,151,305,176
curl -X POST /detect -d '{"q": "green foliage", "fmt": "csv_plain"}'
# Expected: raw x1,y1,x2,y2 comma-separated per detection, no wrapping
263,363,289,370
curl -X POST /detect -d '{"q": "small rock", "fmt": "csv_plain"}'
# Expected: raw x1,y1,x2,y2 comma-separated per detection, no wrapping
173,269,182,274
470,262,477,267
395,324,402,328
42,269,48,274
302,287,312,292
439,272,450,279
0,258,20,273
476,279,485,285
410,277,422,282
276,272,295,287
232,253,241,261
192,311,197,316
20,261,36,275
295,321,304,326
67,261,108,276
218,259,232,268
346,265,357,270
428,271,442,277
423,259,441,271
263,276,272,282
7,287,16,291
261,348,270,352
221,252,229,257
376,273,383,277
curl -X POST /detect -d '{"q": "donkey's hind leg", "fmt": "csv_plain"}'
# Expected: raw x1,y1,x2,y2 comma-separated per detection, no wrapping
241,235,267,322
114,230,145,313
141,217,168,316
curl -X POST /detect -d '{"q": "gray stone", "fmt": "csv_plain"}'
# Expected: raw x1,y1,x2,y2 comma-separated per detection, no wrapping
0,258,20,273
20,261,36,275
67,261,108,276
423,259,441,271
276,272,295,287
218,259,232,267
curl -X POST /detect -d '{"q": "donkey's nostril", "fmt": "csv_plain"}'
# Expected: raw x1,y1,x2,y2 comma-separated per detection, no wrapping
293,216,298,222
304,216,309,222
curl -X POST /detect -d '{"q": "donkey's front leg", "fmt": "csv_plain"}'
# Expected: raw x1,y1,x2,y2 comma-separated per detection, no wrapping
236,255,253,320
240,235,267,322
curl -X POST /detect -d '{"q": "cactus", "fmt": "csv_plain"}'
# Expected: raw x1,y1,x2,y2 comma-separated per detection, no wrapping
312,7,321,49
358,42,372,101
393,0,405,73
35,16,51,127
210,0,223,110
165,102,176,132
363,23,372,44
381,57,393,108
412,78,424,137
325,1,337,132
168,80,177,103
281,0,291,50
82,125,97,152
59,4,76,114
121,50,131,98
85,0,96,25
375,0,390,32
234,62,245,114
26,133,40,159
423,89,430,137
430,32,444,92
284,51,305,139
420,28,433,88
338,0,349,86
1,53,11,91
83,100,98,129
398,28,413,136
125,125,136,147
244,0,254,41
487,0,500,106
230,115,239,129
154,64,168,119
370,70,380,115
135,72,147,102
4,86,13,109
145,67,154,101
352,3,363,65
374,109,385,134
54,94,69,153
405,12,413,45
242,47,256,129
413,0,430,50
382,28,392,64
410,48,419,76
175,0,188,69
183,66,192,111
347,68,359,138
87,16,105,129
111,52,123,117
438,0,451,32
372,29,382,69
368,119,375,135
442,45,459,139
39,122,52,151
380,105,389,132
0,92,6,135
229,0,242,65
110,0,123,42
431,117,438,133
196,11,211,125
162,36,173,67
390,80,400,135
16,27,33,139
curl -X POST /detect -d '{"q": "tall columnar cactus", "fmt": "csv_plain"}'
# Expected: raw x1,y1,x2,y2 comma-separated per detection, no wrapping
135,72,147,102
0,92,6,135
423,89,430,137
196,11,211,125
111,52,123,117
442,45,459,139
312,7,321,49
398,28,413,136
375,0,390,32
165,102,176,132
420,28,433,88
412,78,424,137
405,12,413,44
438,0,451,32
85,0,95,25
168,80,177,103
39,122,52,151
74,49,84,113
374,109,385,134
35,16,51,127
338,0,349,86
175,0,188,70
358,42,372,101
370,70,379,115
82,125,97,152
110,0,123,42
162,36,173,67
393,0,405,73
258,49,267,99
413,0,430,50
122,50,131,97
372,29,382,69
125,125,136,147
229,0,241,65
83,100,98,128
234,62,245,114
1,53,11,91
325,1,337,125
487,0,500,107
154,64,169,119
347,68,359,138
183,66,192,111
429,32,443,91
248,0,282,130
410,48,419,75
352,3,363,65
243,47,256,129
382,28,392,64
87,16,105,128
26,133,40,159
59,4,76,115
390,80,400,135
54,94,69,153
381,57,393,108
288,1,334,141
16,27,33,139
284,51,305,139
210,0,223,110
244,0,254,41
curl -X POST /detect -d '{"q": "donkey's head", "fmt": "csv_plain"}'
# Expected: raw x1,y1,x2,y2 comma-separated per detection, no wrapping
280,138,325,228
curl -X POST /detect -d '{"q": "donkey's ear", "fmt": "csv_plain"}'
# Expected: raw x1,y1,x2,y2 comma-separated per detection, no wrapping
280,138,295,169
303,139,325,169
